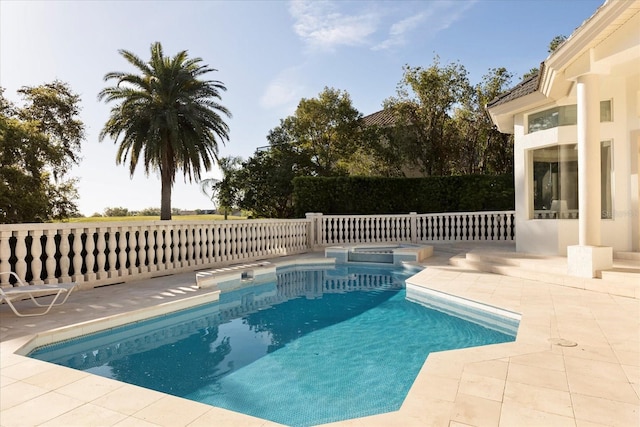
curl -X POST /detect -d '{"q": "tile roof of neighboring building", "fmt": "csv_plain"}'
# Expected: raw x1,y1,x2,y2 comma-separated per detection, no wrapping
362,109,396,127
486,70,541,108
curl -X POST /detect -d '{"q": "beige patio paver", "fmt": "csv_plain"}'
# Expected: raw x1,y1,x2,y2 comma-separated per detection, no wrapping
0,391,85,426
90,384,165,416
572,393,639,426
503,381,574,418
451,393,502,425
506,362,569,391
499,401,576,427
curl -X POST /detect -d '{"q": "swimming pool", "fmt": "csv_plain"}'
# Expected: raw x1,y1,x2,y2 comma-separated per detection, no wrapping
28,263,518,426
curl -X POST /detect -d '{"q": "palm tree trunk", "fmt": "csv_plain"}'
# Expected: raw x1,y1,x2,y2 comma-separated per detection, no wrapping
160,172,172,220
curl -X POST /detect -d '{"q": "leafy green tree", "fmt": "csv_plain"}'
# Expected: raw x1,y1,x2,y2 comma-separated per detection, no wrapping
99,42,231,220
200,156,242,220
548,35,568,53
137,207,160,216
231,87,363,218
0,82,84,223
383,58,472,176
287,87,363,176
103,206,130,217
453,67,514,175
236,141,314,218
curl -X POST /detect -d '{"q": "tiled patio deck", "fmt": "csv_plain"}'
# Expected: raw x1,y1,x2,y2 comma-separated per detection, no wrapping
1,244,638,426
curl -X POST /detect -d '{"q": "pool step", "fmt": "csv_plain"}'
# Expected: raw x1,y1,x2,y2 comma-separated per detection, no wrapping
449,251,639,299
614,251,640,261
449,254,566,285
599,256,640,282
196,262,276,289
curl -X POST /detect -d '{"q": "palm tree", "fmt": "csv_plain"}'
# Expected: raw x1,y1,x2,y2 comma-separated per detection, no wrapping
98,42,231,220
199,156,242,220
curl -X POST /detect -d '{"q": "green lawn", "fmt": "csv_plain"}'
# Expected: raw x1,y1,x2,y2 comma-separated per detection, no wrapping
65,214,247,223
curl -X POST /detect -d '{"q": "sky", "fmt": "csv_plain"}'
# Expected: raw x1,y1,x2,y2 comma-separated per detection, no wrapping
1,0,604,216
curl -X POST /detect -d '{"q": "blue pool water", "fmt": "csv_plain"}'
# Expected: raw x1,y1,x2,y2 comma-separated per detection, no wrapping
29,264,517,426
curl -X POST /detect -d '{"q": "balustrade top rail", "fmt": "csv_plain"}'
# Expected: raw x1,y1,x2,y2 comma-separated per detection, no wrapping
0,211,514,288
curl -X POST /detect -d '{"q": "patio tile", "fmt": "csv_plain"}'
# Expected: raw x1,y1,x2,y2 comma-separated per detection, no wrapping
112,417,162,427
132,395,210,426
0,374,17,388
463,359,509,380
499,401,576,427
421,355,465,379
38,402,128,426
509,351,565,372
503,381,573,417
567,372,639,404
0,391,85,426
404,373,460,402
22,364,88,389
451,393,502,426
621,364,640,385
571,393,640,426
506,362,569,391
188,407,291,427
0,358,59,380
56,374,125,402
0,380,49,410
610,338,640,355
564,356,629,383
574,420,614,427
400,397,454,425
561,343,619,363
338,411,423,427
457,372,505,402
92,384,164,416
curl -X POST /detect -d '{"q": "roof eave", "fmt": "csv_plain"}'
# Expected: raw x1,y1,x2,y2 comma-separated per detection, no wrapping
488,92,549,134
541,0,636,93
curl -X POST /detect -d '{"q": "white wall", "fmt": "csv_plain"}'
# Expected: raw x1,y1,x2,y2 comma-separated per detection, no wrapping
512,69,639,255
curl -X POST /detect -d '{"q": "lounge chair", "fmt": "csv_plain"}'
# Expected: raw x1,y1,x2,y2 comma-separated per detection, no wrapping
0,272,78,317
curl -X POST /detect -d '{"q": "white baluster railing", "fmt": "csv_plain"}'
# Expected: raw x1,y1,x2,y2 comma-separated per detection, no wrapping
316,211,514,246
0,213,513,288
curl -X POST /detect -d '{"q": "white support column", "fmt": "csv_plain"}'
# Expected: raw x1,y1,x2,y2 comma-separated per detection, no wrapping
568,73,613,278
577,73,601,246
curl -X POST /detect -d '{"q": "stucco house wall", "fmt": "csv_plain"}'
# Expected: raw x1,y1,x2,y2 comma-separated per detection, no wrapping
488,0,640,256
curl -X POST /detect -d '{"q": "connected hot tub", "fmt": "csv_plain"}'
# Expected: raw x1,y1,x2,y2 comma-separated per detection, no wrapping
325,244,433,265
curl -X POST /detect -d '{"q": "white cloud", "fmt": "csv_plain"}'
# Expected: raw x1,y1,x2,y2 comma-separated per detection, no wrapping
373,13,426,51
260,68,304,110
289,0,378,52
373,0,477,51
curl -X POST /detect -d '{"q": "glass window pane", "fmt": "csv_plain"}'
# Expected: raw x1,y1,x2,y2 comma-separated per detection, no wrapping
531,142,612,220
531,144,578,219
558,105,577,126
528,108,559,133
528,101,610,133
600,100,612,122
601,141,612,219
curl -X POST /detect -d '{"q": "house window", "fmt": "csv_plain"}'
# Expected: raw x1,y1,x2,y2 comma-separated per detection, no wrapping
601,140,613,219
600,100,612,122
532,145,578,219
527,101,613,133
531,142,613,219
528,106,577,133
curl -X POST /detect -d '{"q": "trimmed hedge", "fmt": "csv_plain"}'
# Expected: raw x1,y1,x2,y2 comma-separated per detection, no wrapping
293,175,514,217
